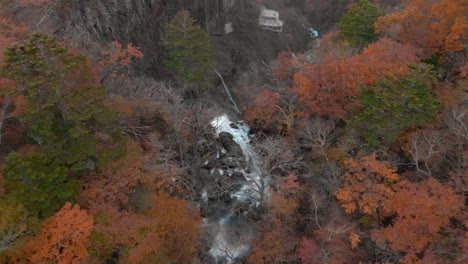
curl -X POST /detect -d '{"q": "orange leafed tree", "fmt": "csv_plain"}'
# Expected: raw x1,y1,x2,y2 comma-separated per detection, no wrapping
374,0,434,55
81,140,145,208
372,177,464,263
335,153,400,216
375,0,467,56
430,0,468,53
88,193,201,264
86,204,156,263
244,87,282,130
80,139,200,263
294,38,419,118
26,202,94,264
132,193,202,263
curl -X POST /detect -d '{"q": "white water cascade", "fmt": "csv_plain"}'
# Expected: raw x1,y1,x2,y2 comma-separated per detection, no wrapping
207,114,270,263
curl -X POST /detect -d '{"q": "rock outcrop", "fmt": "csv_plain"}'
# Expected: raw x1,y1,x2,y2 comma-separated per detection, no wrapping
195,124,251,218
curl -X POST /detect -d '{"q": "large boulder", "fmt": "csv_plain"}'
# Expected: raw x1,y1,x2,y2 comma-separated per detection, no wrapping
218,132,242,156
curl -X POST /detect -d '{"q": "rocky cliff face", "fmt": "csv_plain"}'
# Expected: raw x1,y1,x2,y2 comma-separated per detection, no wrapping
48,0,311,82
63,0,239,41
54,0,246,77
203,0,239,35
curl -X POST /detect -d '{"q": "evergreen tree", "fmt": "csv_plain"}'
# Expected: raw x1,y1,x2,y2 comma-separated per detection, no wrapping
4,152,81,218
163,10,213,89
1,33,123,172
337,0,384,48
352,64,440,146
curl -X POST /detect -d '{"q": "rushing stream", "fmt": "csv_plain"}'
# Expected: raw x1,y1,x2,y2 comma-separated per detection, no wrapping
206,114,270,263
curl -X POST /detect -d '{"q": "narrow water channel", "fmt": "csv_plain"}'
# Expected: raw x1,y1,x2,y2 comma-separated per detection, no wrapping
206,114,270,263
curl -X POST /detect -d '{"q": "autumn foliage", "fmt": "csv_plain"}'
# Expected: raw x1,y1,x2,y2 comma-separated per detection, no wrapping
375,0,468,56
244,87,282,131
372,178,464,263
270,51,296,83
297,237,319,264
294,38,420,117
247,218,297,264
26,202,93,264
335,153,400,216
88,193,201,264
0,0,467,263
97,40,144,81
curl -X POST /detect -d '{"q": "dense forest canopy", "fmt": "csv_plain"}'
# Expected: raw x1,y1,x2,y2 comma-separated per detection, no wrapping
0,0,466,263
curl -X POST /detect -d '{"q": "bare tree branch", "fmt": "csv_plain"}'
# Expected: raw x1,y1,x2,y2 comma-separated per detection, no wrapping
406,130,444,178
0,95,13,145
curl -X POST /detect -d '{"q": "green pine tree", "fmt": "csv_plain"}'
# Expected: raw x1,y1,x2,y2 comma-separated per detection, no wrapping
163,10,213,89
1,33,124,172
4,152,81,218
352,64,440,146
337,0,384,48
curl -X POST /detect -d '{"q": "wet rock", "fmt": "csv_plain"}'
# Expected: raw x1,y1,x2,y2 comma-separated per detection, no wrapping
222,193,233,204
197,138,207,146
212,140,224,152
219,157,237,168
233,201,249,215
219,131,233,141
218,132,242,156
219,147,228,159
202,159,216,169
217,147,228,159
211,168,226,178
199,168,211,177
231,172,245,181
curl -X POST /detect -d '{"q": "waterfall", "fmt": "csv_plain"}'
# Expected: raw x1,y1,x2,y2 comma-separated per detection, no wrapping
206,114,269,263
210,115,268,206
214,70,242,114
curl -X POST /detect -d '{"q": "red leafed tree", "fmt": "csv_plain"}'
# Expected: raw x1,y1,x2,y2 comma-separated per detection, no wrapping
247,189,299,263
97,40,144,81
0,19,28,59
270,51,296,83
297,237,319,264
244,87,282,131
18,0,55,7
294,38,419,118
373,178,464,262
335,153,400,217
26,202,94,264
247,218,297,264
